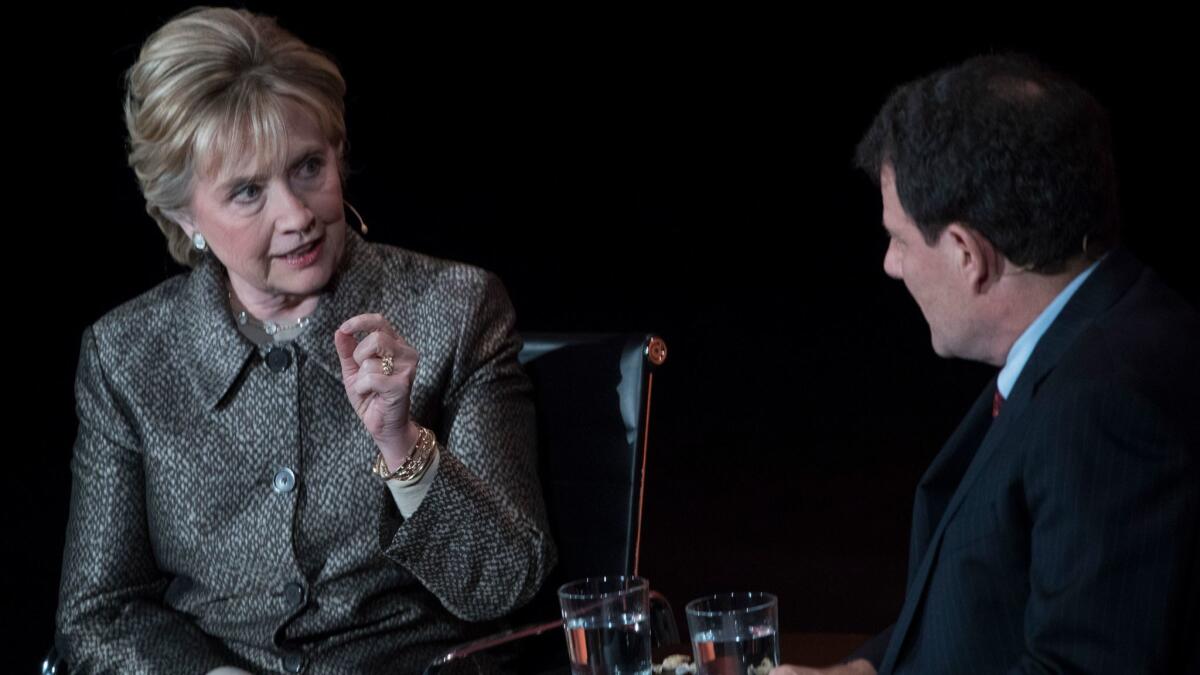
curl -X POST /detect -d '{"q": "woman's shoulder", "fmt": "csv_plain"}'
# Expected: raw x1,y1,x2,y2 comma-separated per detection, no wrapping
365,241,502,301
91,274,190,333
85,271,205,364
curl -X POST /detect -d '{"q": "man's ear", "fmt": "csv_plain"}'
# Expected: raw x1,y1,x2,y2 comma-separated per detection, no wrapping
944,222,1004,294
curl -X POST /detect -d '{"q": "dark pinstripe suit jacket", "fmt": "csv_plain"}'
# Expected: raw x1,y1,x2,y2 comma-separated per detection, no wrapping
866,250,1199,674
57,230,556,674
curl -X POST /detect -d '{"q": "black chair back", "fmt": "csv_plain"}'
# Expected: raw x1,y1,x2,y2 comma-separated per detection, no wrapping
423,333,671,674
520,333,666,586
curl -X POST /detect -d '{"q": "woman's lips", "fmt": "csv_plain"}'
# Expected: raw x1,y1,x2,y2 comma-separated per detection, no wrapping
280,239,322,267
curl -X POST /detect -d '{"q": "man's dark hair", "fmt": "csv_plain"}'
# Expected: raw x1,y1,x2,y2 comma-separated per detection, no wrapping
856,54,1119,273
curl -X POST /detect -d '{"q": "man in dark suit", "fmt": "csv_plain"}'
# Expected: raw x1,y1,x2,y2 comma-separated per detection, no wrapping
774,55,1199,674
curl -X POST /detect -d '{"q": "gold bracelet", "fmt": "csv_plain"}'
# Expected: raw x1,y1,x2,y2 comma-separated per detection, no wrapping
372,425,438,482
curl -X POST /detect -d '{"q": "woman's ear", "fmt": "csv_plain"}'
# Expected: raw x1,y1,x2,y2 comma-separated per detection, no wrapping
163,208,195,237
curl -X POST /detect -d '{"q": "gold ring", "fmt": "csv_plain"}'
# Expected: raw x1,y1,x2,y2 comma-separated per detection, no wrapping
380,354,395,376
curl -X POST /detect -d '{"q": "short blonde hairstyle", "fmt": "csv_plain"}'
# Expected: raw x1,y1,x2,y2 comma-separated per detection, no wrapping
124,7,347,266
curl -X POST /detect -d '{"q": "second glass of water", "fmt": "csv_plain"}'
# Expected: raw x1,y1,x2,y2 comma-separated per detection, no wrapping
558,575,652,675
686,592,779,675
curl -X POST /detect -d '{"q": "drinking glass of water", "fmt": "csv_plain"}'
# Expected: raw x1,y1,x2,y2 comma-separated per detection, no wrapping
685,592,779,675
558,576,653,675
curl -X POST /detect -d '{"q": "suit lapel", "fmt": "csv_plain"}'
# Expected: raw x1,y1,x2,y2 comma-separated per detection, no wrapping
907,381,995,586
881,381,1022,672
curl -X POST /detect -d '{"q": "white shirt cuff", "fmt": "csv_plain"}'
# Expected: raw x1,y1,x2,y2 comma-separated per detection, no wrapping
385,447,440,519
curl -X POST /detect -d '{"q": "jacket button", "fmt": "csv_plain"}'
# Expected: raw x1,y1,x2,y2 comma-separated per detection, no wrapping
272,467,297,494
283,581,306,610
266,347,292,372
280,651,305,673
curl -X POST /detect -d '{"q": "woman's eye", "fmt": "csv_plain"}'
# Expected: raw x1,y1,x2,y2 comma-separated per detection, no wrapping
232,183,262,203
298,156,324,178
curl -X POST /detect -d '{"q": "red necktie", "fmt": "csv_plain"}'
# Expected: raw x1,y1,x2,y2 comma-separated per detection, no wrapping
992,388,1005,418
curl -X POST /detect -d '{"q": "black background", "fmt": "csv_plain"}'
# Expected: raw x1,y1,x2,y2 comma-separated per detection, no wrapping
9,5,1197,669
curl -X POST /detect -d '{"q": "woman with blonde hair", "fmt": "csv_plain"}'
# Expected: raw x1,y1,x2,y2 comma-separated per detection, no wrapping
56,7,554,673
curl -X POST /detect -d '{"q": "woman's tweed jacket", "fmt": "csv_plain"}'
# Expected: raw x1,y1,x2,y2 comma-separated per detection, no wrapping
57,230,556,674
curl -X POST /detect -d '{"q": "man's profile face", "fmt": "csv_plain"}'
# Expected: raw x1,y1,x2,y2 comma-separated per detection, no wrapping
880,165,972,359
